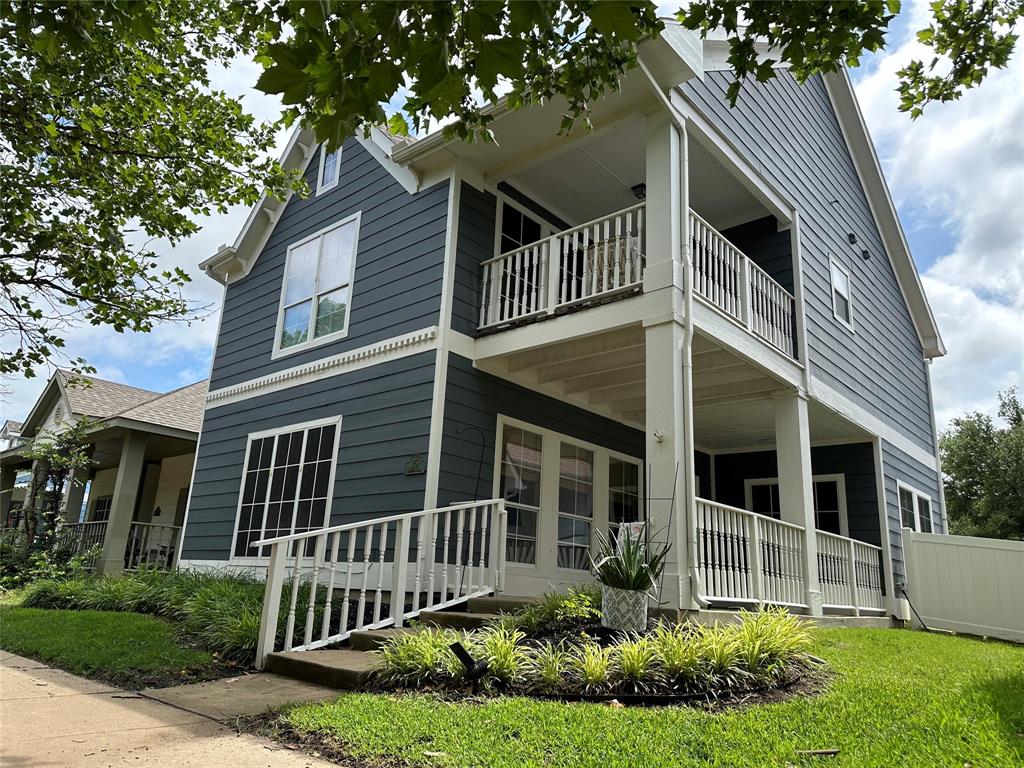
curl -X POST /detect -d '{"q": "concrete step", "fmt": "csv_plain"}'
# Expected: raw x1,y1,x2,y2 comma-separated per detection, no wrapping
349,627,420,652
265,649,381,690
418,609,500,630
466,595,536,614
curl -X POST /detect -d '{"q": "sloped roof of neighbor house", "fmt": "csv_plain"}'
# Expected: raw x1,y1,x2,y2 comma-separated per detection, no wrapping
59,371,161,418
116,380,208,434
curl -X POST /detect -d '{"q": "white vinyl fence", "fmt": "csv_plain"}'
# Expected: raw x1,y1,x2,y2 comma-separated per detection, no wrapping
901,528,1024,643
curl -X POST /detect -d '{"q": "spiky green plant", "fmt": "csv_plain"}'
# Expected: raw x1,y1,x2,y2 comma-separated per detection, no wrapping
377,627,460,685
650,623,707,688
590,527,668,591
527,642,570,691
471,624,528,686
615,635,659,690
572,642,616,691
733,608,814,683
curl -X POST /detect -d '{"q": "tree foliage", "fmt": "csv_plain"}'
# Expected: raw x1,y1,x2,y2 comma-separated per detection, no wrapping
939,389,1024,540
0,1,301,379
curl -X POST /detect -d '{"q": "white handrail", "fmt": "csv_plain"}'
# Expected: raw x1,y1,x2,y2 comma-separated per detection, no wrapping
254,499,507,669
815,529,884,614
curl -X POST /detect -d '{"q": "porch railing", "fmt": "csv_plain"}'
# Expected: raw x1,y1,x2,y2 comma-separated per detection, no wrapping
57,521,107,570
695,498,885,613
125,522,181,571
816,530,885,614
252,499,507,669
689,211,797,357
479,204,646,328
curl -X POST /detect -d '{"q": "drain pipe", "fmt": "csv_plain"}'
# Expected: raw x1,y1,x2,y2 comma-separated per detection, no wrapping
638,60,709,610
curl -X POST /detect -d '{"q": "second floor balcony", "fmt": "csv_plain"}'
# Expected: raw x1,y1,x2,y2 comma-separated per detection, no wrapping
478,202,797,360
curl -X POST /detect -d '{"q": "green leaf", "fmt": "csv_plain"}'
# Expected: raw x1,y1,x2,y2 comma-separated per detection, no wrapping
589,2,643,41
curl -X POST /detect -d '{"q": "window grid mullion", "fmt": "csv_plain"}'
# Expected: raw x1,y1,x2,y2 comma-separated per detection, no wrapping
257,435,279,554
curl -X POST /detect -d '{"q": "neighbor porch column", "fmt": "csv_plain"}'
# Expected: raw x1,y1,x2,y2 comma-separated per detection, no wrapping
0,465,16,524
97,431,147,575
774,390,823,615
62,465,90,524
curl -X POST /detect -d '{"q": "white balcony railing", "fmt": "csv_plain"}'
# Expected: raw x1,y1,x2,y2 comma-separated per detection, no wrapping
689,211,797,357
695,498,885,613
125,522,181,570
252,499,508,668
479,204,646,328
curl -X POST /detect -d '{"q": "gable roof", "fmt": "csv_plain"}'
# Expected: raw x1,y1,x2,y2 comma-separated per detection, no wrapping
59,371,161,419
116,380,208,433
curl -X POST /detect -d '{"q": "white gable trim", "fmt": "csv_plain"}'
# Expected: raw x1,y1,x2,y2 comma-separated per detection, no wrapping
822,69,945,359
200,125,423,286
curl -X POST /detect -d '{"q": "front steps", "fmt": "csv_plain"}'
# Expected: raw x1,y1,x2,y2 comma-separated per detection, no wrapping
263,597,896,690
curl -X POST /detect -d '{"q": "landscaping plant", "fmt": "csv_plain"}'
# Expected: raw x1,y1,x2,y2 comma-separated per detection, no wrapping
591,527,668,631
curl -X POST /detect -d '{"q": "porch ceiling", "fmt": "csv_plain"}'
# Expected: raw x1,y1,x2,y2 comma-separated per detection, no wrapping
478,326,873,450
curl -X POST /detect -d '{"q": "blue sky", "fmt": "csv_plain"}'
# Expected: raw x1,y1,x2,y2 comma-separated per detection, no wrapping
3,3,1021,430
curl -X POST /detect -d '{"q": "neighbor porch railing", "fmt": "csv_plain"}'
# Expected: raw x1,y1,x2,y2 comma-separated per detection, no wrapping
252,499,508,669
695,498,885,614
125,522,181,571
689,211,797,357
479,204,646,328
57,520,107,570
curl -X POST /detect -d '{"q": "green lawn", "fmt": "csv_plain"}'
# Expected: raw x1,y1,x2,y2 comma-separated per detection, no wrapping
0,606,223,688
282,628,1024,768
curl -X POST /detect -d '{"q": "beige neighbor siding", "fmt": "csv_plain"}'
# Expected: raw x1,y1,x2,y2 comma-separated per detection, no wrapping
153,453,194,526
901,529,1024,643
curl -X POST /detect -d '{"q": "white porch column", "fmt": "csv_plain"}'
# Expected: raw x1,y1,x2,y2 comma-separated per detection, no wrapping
97,431,147,575
774,390,823,615
62,465,90,524
642,110,695,612
0,465,17,524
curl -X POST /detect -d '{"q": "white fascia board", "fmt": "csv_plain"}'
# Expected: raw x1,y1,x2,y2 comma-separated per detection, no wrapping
822,69,945,359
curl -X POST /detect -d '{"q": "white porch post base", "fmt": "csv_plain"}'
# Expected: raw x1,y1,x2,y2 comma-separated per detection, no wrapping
773,390,823,616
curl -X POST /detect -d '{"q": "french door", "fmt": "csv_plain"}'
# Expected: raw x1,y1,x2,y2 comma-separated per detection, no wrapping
495,417,643,596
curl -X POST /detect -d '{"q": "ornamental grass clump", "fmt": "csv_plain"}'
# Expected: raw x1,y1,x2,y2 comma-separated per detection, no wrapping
733,607,814,684
471,625,528,686
377,627,461,686
615,635,660,691
650,623,708,689
572,642,616,692
527,642,570,692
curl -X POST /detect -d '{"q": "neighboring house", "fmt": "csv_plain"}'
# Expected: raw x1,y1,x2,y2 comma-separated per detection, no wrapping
0,371,207,573
181,26,946,623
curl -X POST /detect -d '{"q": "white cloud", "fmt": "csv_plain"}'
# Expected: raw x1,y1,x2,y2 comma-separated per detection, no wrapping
853,0,1024,429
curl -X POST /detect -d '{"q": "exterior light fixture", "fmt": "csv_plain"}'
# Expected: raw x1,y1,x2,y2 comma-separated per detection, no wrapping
631,183,647,201
449,641,489,691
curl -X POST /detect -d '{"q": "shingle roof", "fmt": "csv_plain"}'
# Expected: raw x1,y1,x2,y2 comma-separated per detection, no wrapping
1,420,22,433
59,372,162,419
117,380,208,434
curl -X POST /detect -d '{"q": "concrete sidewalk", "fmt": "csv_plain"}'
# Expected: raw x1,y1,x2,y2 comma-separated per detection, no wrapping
0,652,337,767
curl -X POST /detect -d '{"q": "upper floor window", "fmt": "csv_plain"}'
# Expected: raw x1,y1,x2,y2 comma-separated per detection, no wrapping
745,475,848,535
317,145,341,194
275,214,360,356
500,202,543,254
830,259,854,329
898,482,933,533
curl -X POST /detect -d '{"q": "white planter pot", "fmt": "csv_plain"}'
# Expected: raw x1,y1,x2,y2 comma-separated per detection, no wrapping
600,584,649,632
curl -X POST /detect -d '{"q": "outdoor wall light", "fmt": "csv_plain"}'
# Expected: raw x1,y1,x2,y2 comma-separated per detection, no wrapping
631,183,647,201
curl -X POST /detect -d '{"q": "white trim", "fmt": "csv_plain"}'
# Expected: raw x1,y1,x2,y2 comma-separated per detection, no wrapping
315,143,341,195
493,192,562,258
423,170,462,508
896,480,934,534
228,413,344,565
871,438,900,615
744,473,849,536
829,256,855,332
807,375,939,471
205,327,439,408
271,211,362,359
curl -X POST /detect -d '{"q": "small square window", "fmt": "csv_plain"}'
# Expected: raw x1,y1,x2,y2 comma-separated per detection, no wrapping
898,483,934,533
830,259,854,329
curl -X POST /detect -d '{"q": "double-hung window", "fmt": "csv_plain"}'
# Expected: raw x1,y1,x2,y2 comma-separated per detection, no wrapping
232,417,341,559
317,144,341,194
91,496,112,522
830,258,854,329
557,443,594,570
745,475,848,535
898,482,933,533
277,214,360,355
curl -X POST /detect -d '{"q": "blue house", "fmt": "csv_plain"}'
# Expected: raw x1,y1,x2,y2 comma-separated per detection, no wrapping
179,27,946,654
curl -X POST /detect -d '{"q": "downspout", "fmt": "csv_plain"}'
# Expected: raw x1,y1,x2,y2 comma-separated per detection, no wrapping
638,60,708,609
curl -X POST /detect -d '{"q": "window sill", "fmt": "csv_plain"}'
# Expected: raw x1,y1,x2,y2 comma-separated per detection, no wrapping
271,328,351,360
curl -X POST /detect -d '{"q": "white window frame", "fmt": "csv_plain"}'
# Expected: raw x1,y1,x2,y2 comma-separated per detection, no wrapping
271,212,361,359
493,193,562,258
491,414,643,575
744,473,849,536
829,257,855,331
897,480,933,533
316,143,341,195
228,414,343,565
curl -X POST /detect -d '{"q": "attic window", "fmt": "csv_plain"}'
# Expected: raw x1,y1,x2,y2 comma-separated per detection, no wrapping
830,258,854,330
317,144,341,194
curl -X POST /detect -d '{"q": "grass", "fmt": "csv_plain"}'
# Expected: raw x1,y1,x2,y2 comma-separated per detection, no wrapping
280,628,1024,768
0,605,226,689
